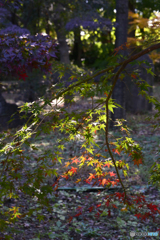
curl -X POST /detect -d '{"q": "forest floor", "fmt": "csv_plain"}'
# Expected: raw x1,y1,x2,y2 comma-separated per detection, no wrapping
0,83,160,240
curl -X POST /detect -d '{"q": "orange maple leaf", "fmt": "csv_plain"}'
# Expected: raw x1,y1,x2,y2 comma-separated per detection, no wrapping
75,178,81,183
64,161,71,168
131,74,137,79
112,148,120,155
133,158,143,167
72,158,80,164
87,173,95,182
112,204,117,208
115,149,121,155
111,181,118,187
101,178,108,186
103,162,111,168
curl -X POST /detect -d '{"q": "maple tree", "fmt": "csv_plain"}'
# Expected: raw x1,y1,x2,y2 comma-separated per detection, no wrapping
0,0,160,238
1,41,160,237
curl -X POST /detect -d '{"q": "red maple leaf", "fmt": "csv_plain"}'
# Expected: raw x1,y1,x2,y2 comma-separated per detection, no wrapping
70,167,77,174
109,171,116,177
147,203,158,213
135,213,142,219
131,74,137,79
68,216,73,223
105,199,110,207
95,211,100,218
75,212,82,217
115,192,125,200
96,204,101,208
19,72,28,81
88,206,94,212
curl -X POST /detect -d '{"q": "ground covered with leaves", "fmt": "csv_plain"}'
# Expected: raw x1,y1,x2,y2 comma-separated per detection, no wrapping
0,84,160,240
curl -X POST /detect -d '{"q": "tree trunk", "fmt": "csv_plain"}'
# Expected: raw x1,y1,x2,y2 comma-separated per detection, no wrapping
52,4,72,106
53,4,70,65
0,91,19,130
110,0,128,129
73,27,82,67
128,0,136,39
55,28,70,64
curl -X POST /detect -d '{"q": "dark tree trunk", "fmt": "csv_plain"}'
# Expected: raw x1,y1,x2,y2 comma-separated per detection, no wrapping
52,4,72,106
0,91,24,130
110,0,128,128
73,27,82,67
55,28,70,64
128,0,136,39
53,4,70,65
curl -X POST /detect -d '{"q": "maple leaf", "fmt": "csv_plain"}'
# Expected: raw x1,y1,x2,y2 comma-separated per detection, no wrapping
105,199,110,207
141,213,150,221
135,213,142,219
109,171,116,177
96,204,101,208
87,173,95,182
103,163,110,168
64,161,71,168
111,180,118,187
101,178,108,186
133,158,142,167
88,206,94,212
75,212,82,217
115,149,121,155
147,203,158,213
115,192,125,200
95,212,100,218
112,204,117,209
103,161,113,168
76,206,82,211
69,167,77,174
121,207,128,212
75,178,81,183
72,158,80,164
131,74,137,79
68,216,73,223
19,72,28,81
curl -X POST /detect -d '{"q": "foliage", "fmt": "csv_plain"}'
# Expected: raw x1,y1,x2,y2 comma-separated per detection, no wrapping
0,1,160,238
0,39,160,238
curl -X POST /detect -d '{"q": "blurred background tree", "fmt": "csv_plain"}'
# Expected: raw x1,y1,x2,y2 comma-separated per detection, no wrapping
1,0,160,128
